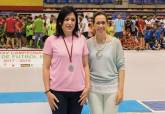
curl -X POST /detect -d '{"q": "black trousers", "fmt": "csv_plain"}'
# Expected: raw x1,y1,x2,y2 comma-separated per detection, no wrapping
50,90,83,114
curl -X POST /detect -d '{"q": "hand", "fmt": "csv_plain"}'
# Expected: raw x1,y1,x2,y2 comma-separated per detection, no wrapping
47,92,59,111
115,89,124,105
79,86,89,106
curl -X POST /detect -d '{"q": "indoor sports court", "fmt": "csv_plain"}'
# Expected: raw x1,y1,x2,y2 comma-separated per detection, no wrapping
0,0,165,114
0,50,165,114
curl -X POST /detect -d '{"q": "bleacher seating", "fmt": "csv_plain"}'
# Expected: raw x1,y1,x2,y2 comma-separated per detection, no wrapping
44,0,165,5
44,0,113,4
156,0,165,4
129,0,165,4
43,0,165,15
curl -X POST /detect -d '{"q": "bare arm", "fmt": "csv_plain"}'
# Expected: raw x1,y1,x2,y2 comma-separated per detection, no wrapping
43,54,51,92
118,70,125,92
79,55,90,105
116,69,125,105
83,55,90,89
43,54,59,111
116,40,125,105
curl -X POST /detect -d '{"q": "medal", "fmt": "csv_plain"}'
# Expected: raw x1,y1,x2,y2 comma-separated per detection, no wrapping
68,64,74,72
94,36,107,59
63,36,74,72
96,51,103,59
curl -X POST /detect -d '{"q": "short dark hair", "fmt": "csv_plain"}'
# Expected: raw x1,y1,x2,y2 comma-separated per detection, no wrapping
93,11,108,24
55,6,78,37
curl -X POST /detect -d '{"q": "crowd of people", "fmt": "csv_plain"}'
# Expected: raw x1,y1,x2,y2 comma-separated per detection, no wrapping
0,12,165,50
80,14,165,50
0,14,56,49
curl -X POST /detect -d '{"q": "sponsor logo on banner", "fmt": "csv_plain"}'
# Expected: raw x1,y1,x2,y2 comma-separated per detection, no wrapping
0,50,43,68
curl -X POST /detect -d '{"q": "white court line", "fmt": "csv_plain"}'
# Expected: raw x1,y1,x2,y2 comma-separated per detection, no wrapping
137,100,165,113
136,100,154,112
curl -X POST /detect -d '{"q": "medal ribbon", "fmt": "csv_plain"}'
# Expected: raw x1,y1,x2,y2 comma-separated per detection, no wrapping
62,36,73,63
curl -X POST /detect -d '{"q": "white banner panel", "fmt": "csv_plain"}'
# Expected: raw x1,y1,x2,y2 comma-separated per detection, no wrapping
0,50,42,68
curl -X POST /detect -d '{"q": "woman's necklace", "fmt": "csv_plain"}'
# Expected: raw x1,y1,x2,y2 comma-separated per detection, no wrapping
94,36,107,59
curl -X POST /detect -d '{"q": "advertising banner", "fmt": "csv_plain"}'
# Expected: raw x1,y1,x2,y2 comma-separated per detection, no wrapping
0,50,43,68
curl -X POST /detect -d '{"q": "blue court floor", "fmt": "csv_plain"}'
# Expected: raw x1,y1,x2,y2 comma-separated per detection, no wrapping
0,92,155,113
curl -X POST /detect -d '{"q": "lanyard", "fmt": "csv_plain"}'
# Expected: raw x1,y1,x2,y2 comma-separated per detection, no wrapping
62,36,73,63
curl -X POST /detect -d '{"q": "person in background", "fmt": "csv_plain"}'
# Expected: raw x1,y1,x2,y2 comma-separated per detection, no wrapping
48,18,56,36
106,20,115,36
15,16,24,48
87,17,95,39
5,14,16,49
0,23,6,48
33,15,44,48
113,14,125,39
43,6,90,114
80,14,89,38
26,17,34,47
136,16,146,50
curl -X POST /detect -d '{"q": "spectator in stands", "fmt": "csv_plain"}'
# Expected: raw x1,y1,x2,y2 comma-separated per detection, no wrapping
155,23,163,49
0,23,6,48
15,16,24,48
145,16,152,26
33,15,44,48
160,35,165,49
106,20,115,36
136,15,146,49
163,16,165,27
125,16,133,34
26,17,34,48
48,18,56,36
87,17,95,39
21,15,29,47
150,15,157,27
80,14,89,38
43,6,90,114
123,16,134,49
0,15,5,25
113,14,125,39
131,16,138,40
5,14,16,49
42,22,48,44
144,26,154,49
87,11,125,114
